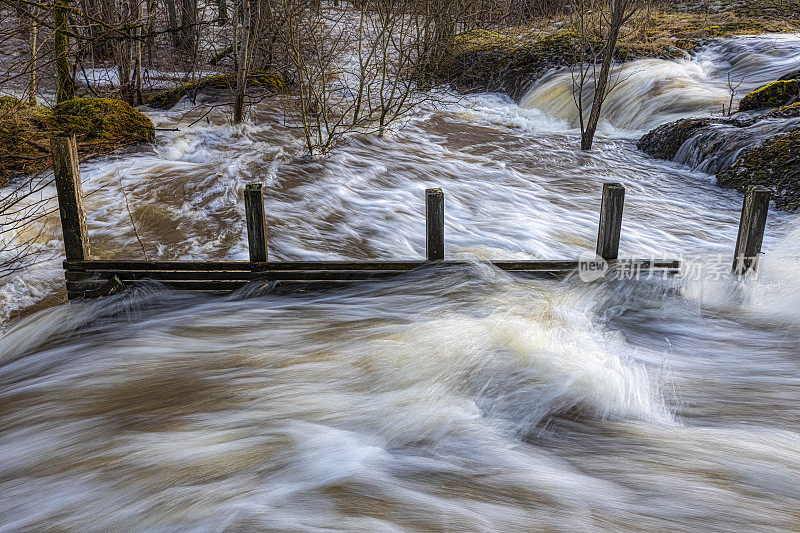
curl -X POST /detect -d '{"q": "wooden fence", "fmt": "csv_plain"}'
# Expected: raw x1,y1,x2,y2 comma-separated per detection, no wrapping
49,135,770,300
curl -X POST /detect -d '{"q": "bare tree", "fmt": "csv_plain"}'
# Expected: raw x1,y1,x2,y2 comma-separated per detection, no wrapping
275,0,446,154
571,0,648,150
725,73,744,116
54,0,75,102
27,3,39,104
233,0,253,122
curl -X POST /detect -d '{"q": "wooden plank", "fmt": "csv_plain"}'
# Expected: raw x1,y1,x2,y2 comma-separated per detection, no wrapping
66,270,407,281
244,183,268,262
65,259,681,273
733,186,771,275
63,258,682,298
66,270,255,281
596,182,625,261
66,280,106,292
426,188,444,260
89,275,125,298
68,279,248,292
51,135,90,261
65,260,581,272
65,260,253,271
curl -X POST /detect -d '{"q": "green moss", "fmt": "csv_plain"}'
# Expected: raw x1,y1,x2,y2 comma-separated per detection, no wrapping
673,38,700,51
738,80,800,112
51,98,154,142
0,96,29,110
717,129,800,210
148,70,286,109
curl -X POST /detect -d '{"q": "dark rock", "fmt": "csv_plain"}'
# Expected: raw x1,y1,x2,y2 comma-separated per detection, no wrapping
637,118,715,160
763,101,800,119
779,68,800,81
638,79,800,210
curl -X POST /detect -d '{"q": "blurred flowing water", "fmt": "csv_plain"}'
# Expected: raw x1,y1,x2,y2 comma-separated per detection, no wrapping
2,35,800,531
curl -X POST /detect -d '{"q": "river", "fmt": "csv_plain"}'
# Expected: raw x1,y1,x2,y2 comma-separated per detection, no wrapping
1,34,800,531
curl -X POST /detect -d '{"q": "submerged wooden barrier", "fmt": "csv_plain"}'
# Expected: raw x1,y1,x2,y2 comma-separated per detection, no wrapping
733,186,771,275
49,135,769,300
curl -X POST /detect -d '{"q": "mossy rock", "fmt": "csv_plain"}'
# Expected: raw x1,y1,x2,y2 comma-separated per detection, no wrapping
1,97,154,183
0,96,30,110
717,129,800,210
147,70,285,109
425,29,588,100
738,80,800,112
51,98,154,142
762,101,800,119
637,118,716,160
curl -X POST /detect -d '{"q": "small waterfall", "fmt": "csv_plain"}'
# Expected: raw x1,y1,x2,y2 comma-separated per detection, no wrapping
673,117,800,174
520,59,729,134
520,34,800,135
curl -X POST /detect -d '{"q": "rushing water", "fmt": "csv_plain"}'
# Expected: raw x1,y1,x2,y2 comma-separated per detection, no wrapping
2,35,800,531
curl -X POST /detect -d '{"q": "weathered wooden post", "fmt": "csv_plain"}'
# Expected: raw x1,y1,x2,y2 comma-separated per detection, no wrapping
596,182,625,261
244,183,268,262
733,186,771,275
426,188,444,260
50,135,90,261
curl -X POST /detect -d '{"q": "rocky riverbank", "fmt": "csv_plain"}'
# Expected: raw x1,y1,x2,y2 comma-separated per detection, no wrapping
429,1,797,101
638,75,800,210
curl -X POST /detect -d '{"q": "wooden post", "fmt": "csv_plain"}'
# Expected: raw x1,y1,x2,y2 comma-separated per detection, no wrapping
244,183,268,262
426,188,444,260
733,186,771,275
50,135,90,261
596,182,625,261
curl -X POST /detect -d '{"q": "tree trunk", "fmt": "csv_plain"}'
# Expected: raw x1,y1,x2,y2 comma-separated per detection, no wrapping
167,0,180,48
147,0,158,51
217,0,228,25
233,0,249,123
581,0,627,151
132,0,143,105
134,27,143,104
28,5,39,105
54,0,75,103
181,0,197,51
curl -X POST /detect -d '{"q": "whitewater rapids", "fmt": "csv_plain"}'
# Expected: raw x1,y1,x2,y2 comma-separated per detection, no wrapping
2,34,800,531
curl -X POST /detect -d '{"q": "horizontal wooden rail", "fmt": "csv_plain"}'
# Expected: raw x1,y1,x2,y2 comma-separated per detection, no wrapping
65,259,681,272
63,259,681,299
